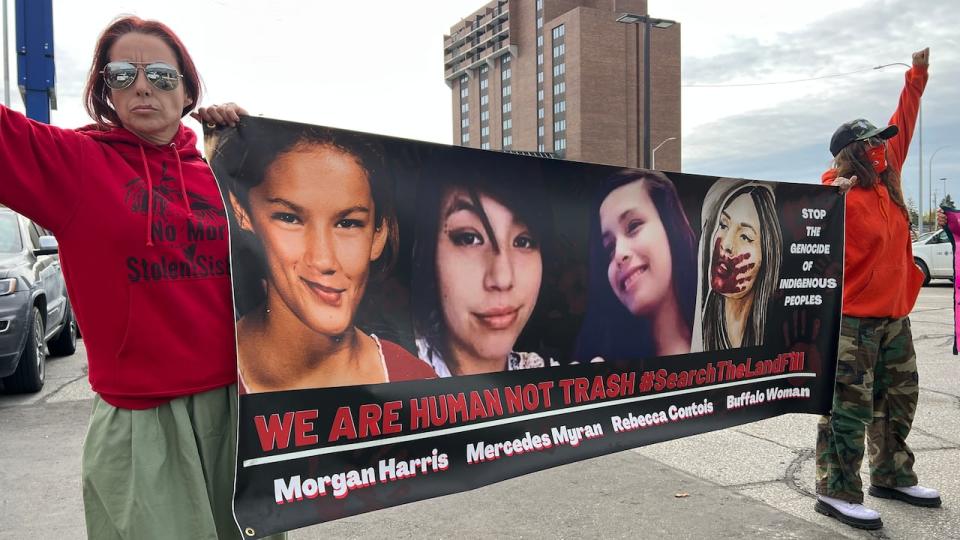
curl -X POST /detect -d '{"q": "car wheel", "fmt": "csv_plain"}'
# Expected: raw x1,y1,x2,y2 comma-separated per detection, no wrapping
3,306,46,393
915,258,931,286
48,302,77,356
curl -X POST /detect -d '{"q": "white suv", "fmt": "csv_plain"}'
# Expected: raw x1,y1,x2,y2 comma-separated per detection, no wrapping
912,229,954,285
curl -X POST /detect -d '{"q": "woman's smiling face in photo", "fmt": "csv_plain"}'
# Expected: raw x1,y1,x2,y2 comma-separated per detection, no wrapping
600,180,674,316
435,188,542,367
238,144,387,336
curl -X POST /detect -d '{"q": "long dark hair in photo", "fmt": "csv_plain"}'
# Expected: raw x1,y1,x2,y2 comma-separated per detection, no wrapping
574,169,697,364
208,117,398,318
695,180,782,350
410,149,554,363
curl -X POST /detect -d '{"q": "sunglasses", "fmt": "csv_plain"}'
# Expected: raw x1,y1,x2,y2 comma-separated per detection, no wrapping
101,61,182,91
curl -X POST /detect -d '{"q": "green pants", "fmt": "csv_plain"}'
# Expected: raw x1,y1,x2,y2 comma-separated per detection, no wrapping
82,384,286,540
816,315,919,503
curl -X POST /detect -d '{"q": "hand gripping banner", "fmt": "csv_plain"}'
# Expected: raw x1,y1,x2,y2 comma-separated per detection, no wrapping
206,117,844,538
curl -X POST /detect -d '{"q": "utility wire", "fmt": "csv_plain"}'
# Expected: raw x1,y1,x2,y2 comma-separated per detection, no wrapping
682,66,887,88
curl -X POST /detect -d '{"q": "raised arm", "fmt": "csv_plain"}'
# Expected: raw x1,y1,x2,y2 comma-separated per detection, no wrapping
886,48,929,174
0,105,86,233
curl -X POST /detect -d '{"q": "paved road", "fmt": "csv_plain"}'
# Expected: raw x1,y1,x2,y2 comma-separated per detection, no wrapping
1,283,957,539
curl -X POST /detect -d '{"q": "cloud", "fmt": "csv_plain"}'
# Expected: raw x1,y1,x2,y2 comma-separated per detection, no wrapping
684,0,959,85
681,0,960,201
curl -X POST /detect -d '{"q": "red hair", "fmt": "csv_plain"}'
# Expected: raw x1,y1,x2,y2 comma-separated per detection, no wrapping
83,16,203,127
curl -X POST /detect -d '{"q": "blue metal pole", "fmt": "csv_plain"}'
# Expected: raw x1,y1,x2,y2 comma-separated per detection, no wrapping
15,0,55,123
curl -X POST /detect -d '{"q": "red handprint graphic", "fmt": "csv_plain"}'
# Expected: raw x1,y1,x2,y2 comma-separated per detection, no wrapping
783,309,822,387
710,237,756,294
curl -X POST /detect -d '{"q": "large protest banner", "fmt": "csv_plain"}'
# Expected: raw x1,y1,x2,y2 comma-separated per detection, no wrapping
206,117,844,538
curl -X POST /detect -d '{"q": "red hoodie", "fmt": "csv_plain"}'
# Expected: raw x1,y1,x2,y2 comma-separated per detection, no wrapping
821,64,928,318
0,106,236,408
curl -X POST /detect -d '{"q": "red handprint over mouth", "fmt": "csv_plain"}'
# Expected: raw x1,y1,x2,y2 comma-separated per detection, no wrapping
710,237,756,294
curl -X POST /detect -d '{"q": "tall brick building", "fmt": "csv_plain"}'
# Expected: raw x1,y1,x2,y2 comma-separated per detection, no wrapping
444,0,680,170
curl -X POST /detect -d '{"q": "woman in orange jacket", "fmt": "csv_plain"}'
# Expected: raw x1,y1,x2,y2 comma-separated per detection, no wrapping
814,48,941,530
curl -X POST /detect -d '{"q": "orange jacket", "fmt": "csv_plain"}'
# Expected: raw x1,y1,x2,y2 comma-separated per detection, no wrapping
822,64,928,318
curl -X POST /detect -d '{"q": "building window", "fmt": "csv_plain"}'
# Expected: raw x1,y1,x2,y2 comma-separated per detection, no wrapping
478,60,490,147
501,68,511,80
535,0,545,152
503,118,512,130
551,17,567,158
502,54,511,65
502,85,511,97
538,143,545,152
481,142,491,150
459,70,469,148
502,101,512,113
503,135,513,147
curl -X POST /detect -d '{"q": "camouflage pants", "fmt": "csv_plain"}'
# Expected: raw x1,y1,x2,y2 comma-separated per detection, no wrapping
815,315,919,503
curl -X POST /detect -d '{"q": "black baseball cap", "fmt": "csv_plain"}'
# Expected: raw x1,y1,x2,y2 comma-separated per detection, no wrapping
829,118,898,157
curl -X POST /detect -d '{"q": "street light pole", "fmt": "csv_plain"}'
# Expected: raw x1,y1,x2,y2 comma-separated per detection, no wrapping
874,62,922,232
616,13,676,169
651,136,677,170
643,19,650,167
929,145,953,229
919,100,923,230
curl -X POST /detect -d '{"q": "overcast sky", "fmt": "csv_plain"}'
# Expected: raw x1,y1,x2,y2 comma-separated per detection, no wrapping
2,0,957,215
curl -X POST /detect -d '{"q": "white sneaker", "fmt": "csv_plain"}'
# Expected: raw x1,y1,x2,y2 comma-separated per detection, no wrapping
869,484,942,507
815,495,883,530
894,485,940,498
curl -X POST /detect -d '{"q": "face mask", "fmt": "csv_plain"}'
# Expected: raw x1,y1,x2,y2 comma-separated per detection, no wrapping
866,144,887,174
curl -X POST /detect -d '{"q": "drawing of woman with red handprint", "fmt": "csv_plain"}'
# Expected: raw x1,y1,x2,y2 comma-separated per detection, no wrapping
691,179,782,350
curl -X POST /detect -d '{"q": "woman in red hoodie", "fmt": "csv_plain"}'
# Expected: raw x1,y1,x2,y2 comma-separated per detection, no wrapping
814,48,940,531
0,16,274,539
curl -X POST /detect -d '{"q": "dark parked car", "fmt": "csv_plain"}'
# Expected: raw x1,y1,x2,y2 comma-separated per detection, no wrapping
0,208,77,393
